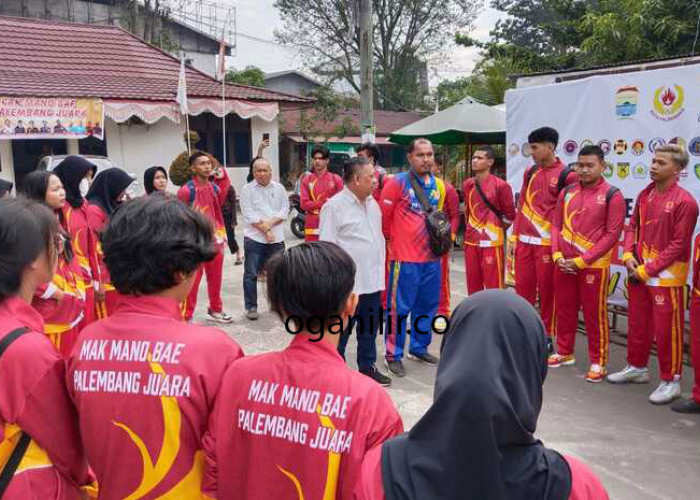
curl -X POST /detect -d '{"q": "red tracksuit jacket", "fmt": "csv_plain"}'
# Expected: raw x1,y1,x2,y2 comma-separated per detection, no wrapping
62,201,101,290
463,175,516,247
622,181,699,286
444,180,460,239
380,172,446,263
177,177,228,247
32,252,86,352
202,334,403,500
551,179,626,269
0,297,89,499
514,158,577,245
86,203,113,293
693,235,700,296
353,446,609,500
300,170,343,239
67,295,244,500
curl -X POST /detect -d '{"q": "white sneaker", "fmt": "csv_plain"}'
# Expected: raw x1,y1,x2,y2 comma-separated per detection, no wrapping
607,365,650,384
649,381,681,405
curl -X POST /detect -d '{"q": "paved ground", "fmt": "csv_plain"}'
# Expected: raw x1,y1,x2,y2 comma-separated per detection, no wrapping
191,223,700,500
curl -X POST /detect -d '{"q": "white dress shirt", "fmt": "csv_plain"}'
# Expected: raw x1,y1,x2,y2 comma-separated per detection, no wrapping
240,179,289,244
319,187,386,295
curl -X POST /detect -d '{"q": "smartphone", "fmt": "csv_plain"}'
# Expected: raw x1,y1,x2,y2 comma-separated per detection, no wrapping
263,133,270,141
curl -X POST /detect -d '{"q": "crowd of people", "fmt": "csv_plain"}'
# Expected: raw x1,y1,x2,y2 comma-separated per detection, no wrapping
0,126,699,498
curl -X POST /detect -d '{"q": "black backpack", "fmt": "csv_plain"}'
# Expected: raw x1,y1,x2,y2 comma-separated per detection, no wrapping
524,164,575,194
408,173,452,257
0,328,30,499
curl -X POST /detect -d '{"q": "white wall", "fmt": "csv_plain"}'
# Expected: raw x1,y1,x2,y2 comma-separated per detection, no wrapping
188,52,217,79
105,117,185,195
241,116,280,192
0,141,14,187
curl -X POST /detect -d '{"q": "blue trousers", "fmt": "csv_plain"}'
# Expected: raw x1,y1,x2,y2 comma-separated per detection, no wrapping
243,237,284,311
338,292,380,371
385,260,441,362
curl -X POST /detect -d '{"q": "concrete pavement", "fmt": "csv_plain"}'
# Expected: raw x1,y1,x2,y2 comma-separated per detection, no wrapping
191,229,700,500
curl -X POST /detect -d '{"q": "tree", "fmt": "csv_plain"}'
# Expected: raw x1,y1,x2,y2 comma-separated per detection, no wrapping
296,86,359,141
433,56,520,109
461,0,700,75
225,66,266,87
274,0,482,111
579,0,700,66
457,0,590,73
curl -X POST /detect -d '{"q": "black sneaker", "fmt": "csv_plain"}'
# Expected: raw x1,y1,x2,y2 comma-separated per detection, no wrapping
384,359,406,377
547,337,555,356
360,366,392,387
671,397,700,414
407,352,439,365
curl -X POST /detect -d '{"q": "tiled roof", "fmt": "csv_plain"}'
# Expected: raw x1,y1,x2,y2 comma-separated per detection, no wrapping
280,108,426,136
0,15,311,103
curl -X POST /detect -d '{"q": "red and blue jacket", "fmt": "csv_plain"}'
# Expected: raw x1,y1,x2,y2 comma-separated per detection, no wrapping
380,171,447,263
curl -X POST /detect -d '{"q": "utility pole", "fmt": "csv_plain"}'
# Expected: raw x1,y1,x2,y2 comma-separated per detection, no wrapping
359,0,374,144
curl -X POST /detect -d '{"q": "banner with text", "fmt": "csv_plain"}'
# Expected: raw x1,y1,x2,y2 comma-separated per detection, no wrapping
506,64,700,309
0,97,104,140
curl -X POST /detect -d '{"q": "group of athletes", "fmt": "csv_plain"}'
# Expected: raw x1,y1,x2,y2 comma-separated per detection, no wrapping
300,129,700,413
0,124,698,499
0,138,615,500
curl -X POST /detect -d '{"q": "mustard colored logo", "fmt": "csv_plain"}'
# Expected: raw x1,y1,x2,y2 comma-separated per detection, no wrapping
651,85,685,121
617,162,630,179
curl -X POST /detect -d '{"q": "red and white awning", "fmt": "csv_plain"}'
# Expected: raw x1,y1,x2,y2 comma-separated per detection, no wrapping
104,99,279,124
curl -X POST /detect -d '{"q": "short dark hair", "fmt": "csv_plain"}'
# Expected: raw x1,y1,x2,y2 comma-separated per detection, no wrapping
0,198,59,300
343,157,372,183
408,138,432,153
266,242,356,330
101,196,217,295
311,145,330,160
356,143,380,162
527,127,559,148
475,145,495,160
578,145,605,164
189,151,210,166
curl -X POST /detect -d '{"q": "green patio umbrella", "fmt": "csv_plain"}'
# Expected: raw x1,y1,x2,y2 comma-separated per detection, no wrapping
389,97,505,145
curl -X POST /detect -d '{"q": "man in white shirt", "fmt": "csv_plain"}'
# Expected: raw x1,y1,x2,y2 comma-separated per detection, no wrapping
319,157,391,386
239,157,289,320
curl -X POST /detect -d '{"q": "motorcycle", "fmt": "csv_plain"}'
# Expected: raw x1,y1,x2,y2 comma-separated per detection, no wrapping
288,193,306,239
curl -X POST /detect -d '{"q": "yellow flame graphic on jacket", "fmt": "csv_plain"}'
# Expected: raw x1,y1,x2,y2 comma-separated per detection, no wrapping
559,191,613,268
467,190,503,245
520,172,552,239
113,356,205,500
639,245,689,286
277,404,341,500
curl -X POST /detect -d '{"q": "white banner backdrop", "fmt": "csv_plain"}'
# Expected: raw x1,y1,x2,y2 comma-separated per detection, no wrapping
506,64,700,309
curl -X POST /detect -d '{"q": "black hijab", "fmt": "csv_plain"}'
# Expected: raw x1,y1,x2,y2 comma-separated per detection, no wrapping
143,166,167,195
0,179,12,197
381,290,572,500
53,156,96,208
86,168,133,216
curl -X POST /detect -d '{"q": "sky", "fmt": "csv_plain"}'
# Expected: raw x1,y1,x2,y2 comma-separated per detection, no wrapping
226,0,503,88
